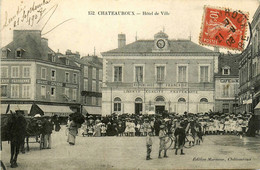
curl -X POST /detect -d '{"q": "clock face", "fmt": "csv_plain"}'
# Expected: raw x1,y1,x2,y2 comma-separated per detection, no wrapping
156,39,165,49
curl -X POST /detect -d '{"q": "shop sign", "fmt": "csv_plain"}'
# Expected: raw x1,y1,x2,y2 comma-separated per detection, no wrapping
220,79,239,83
1,78,31,84
36,79,78,89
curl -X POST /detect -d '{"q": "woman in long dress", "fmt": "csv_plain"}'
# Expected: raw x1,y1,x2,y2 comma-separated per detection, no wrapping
67,119,78,145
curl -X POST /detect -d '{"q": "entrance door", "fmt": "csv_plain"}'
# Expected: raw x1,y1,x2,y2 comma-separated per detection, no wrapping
155,106,165,114
135,97,143,114
135,103,142,114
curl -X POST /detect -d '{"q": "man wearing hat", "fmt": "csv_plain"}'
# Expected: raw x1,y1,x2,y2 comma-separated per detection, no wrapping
42,116,53,149
158,124,168,158
174,121,186,155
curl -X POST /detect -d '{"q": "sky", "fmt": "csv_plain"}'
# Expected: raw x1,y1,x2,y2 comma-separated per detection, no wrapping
1,0,259,57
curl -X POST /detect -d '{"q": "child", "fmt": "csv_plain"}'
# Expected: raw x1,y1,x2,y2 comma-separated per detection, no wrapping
158,124,168,158
81,120,88,137
237,116,243,138
117,122,124,136
219,118,225,135
87,125,94,137
140,123,144,136
101,124,107,136
224,117,230,134
195,123,203,145
146,132,153,160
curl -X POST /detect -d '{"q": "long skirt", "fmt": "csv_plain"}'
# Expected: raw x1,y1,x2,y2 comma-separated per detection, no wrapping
67,133,76,145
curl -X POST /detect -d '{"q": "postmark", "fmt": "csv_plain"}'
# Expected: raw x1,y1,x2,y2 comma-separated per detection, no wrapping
199,6,249,51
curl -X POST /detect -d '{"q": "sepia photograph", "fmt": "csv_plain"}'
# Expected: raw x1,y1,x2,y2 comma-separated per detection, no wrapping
0,0,260,169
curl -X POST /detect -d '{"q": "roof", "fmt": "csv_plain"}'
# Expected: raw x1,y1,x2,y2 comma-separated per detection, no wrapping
252,5,260,28
67,55,103,69
102,39,215,55
154,31,169,39
215,53,242,77
1,30,79,68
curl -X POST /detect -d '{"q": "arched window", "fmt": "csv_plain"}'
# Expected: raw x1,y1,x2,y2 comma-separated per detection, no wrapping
155,96,165,102
114,97,121,112
178,98,186,102
135,97,143,103
200,98,208,102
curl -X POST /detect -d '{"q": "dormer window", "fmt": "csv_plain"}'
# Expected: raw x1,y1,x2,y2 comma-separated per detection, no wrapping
52,55,56,62
1,48,11,58
66,59,70,65
16,48,25,58
48,52,55,62
222,66,230,75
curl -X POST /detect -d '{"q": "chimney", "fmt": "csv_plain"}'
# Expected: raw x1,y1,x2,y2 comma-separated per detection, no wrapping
118,34,126,48
214,46,219,52
41,38,49,56
41,38,48,48
66,49,72,55
75,51,80,58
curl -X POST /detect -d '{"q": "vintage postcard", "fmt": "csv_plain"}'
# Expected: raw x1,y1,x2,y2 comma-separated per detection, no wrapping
1,0,260,169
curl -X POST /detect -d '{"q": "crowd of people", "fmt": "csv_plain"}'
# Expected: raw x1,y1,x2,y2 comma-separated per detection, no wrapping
2,109,259,168
78,111,254,138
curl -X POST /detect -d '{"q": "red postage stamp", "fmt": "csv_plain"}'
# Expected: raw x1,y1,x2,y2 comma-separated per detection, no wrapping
199,6,249,51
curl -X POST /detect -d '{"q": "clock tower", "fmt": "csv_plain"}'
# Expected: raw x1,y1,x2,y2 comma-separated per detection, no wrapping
153,31,170,52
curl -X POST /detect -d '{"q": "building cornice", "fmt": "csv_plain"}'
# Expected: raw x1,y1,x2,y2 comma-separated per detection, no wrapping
1,58,81,70
102,52,219,57
214,75,239,78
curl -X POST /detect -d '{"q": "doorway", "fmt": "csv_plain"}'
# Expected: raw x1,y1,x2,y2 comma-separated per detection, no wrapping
135,103,142,114
135,97,143,114
155,106,165,114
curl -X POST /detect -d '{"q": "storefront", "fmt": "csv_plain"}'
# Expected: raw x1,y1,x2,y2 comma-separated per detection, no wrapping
82,106,102,115
30,104,74,117
1,104,32,115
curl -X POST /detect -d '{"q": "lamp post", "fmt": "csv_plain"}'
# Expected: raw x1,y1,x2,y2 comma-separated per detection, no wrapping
168,100,171,113
251,86,255,113
234,94,238,114
149,100,152,111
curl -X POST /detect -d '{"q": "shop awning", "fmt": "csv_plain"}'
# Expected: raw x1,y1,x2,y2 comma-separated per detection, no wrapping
1,104,32,114
1,104,9,114
254,91,260,98
82,106,101,115
254,102,260,110
37,105,74,117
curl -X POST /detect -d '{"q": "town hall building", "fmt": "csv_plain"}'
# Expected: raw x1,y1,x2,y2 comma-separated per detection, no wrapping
101,31,220,115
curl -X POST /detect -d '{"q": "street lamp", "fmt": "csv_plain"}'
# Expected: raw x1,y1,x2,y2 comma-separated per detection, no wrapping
234,94,238,114
168,100,171,113
251,86,255,113
149,100,152,111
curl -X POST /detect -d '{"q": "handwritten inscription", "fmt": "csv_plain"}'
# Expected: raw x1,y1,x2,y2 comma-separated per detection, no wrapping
2,0,52,30
2,0,73,36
